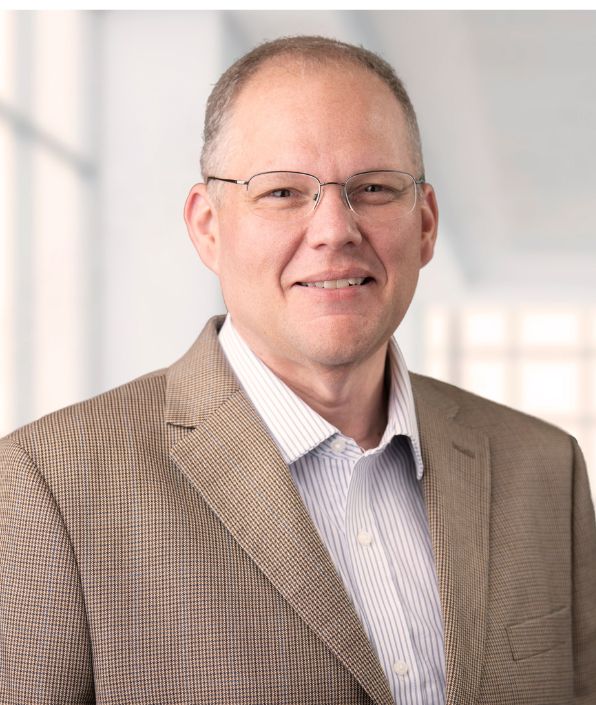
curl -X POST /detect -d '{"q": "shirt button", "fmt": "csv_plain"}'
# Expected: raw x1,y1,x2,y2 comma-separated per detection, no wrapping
393,660,409,677
330,437,346,453
357,530,373,546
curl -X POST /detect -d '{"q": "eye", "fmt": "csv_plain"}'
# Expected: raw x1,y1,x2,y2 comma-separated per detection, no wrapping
350,182,400,202
268,188,293,198
247,173,316,211
350,182,393,198
348,178,408,207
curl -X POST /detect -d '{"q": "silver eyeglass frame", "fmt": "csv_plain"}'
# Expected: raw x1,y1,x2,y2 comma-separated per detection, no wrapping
206,169,426,220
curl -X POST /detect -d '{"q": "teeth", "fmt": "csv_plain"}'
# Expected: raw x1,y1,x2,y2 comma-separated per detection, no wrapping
301,277,366,288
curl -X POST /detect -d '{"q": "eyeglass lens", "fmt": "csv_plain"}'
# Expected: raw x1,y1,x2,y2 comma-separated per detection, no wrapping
245,171,417,223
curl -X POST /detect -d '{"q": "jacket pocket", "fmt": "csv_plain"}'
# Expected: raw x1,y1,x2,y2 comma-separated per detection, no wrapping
506,605,571,661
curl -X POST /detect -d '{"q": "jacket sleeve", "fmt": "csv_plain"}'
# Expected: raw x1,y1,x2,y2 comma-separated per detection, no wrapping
0,439,94,704
571,436,596,703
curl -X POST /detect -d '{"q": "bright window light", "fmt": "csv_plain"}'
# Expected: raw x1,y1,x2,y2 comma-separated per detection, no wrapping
426,355,450,382
519,359,579,415
591,357,596,413
0,11,14,103
32,11,84,154
519,309,580,348
462,358,508,404
0,121,13,433
33,148,84,416
426,306,450,349
462,309,507,348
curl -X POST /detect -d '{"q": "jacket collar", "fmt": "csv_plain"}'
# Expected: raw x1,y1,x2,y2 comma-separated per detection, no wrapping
165,316,238,427
412,374,491,705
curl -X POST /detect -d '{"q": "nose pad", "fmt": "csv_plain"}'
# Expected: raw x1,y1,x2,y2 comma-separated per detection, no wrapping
307,182,362,248
312,182,352,214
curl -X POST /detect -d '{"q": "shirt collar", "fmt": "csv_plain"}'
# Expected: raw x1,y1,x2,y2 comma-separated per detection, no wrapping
218,314,424,478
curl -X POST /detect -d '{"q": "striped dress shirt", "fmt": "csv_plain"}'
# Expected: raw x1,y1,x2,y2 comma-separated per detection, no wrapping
219,316,446,705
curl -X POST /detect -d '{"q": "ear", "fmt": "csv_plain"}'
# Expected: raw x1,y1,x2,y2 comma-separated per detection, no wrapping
184,182,220,274
418,183,439,268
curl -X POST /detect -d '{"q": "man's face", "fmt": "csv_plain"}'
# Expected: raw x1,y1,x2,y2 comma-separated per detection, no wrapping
187,60,438,375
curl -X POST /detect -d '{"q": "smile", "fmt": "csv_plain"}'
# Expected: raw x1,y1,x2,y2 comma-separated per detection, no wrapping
297,277,372,289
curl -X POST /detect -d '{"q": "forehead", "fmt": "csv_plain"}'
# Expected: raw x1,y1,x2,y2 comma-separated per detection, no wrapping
222,58,413,175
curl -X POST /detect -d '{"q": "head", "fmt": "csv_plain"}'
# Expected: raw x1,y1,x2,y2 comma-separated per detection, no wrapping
185,36,438,379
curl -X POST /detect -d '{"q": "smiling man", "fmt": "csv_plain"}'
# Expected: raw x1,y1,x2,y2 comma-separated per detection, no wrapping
1,36,595,705
185,52,437,452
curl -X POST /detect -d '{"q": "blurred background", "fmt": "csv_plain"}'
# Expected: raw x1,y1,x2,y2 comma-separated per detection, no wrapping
1,10,595,497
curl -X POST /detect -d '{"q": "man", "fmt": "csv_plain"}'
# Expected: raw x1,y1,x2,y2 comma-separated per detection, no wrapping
1,36,595,705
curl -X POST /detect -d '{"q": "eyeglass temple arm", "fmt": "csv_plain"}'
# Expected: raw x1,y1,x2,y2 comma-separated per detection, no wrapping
206,176,249,186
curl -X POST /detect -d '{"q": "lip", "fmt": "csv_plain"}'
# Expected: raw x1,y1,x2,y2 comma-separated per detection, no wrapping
293,269,374,285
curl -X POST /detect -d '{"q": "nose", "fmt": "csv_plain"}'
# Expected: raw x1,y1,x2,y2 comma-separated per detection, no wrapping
305,182,363,249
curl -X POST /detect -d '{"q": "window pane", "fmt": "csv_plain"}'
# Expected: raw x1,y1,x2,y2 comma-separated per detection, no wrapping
32,146,85,419
0,121,12,247
591,356,596,413
0,120,14,434
588,432,596,500
462,309,507,348
31,11,86,155
426,306,450,349
590,311,596,348
0,11,14,104
519,309,580,348
519,359,579,414
462,358,508,404
426,355,450,382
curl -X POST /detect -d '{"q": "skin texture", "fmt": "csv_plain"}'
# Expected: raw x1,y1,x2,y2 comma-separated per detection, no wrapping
185,59,438,448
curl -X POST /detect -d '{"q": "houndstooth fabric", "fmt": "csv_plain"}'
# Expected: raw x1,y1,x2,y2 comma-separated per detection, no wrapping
1,316,595,705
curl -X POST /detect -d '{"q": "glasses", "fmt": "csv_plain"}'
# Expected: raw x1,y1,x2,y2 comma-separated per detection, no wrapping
206,170,425,224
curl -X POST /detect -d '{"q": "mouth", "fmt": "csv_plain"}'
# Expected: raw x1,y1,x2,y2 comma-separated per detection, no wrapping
296,276,373,289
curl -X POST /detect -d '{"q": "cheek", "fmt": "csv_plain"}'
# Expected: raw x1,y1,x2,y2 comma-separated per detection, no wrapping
379,228,424,287
219,215,301,284
217,223,300,304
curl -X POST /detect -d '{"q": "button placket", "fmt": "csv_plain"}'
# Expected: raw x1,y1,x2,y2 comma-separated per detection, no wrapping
345,455,420,699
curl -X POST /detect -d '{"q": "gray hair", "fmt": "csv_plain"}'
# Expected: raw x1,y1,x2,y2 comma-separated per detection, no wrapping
200,35,424,181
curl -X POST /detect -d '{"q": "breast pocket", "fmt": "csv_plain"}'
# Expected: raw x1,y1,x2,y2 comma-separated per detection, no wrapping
506,605,571,661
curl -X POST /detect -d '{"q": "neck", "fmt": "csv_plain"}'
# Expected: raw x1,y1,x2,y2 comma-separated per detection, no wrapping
260,344,390,451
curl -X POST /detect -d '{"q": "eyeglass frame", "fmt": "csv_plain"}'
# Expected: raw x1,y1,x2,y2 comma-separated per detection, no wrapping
205,169,426,220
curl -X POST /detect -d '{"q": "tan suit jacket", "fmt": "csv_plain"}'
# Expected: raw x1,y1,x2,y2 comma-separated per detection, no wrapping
1,316,595,705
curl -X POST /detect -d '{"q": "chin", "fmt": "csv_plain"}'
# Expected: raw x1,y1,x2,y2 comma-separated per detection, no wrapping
291,326,388,369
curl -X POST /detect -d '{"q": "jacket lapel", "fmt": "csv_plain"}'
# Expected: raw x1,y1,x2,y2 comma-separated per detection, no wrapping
165,317,394,705
411,375,491,705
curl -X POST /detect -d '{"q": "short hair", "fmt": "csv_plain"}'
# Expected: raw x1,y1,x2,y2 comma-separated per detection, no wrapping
200,35,424,180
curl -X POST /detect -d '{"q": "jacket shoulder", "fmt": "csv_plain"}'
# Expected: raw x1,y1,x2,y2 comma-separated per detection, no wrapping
410,372,572,443
1,368,169,467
